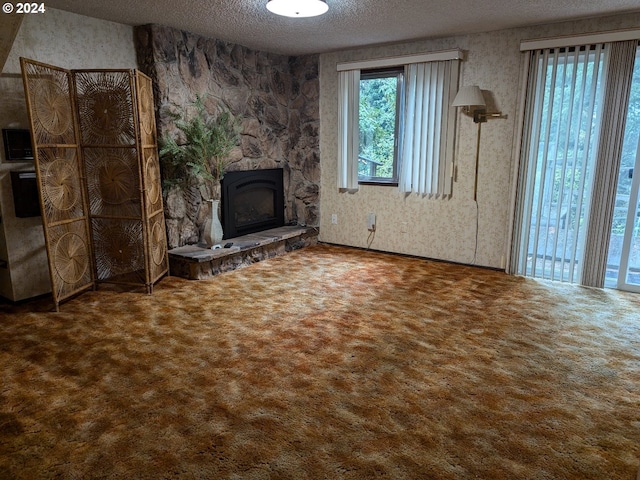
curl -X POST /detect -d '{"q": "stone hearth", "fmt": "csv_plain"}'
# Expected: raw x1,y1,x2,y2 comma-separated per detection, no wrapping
168,226,318,280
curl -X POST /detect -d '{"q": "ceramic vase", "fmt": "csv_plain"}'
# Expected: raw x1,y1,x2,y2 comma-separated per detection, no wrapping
202,199,223,248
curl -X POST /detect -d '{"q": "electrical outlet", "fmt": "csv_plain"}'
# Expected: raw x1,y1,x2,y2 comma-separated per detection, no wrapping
367,213,376,232
400,222,408,233
331,213,338,225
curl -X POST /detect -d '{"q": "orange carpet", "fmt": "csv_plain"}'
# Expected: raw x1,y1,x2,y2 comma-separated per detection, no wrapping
0,244,639,479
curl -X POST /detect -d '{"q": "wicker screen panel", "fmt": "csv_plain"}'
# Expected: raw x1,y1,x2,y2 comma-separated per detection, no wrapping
92,218,145,283
135,70,168,288
21,58,95,310
135,71,156,146
84,147,140,218
143,147,163,217
21,61,76,146
47,220,94,302
75,71,135,146
147,212,169,283
37,147,86,223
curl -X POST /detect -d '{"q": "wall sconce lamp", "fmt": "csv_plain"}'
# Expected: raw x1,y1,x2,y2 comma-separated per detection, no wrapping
451,85,502,123
451,85,504,202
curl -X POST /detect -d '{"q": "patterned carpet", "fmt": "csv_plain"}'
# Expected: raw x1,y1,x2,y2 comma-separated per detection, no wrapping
1,244,639,479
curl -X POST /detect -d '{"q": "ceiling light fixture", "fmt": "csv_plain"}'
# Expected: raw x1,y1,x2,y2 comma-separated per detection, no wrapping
266,0,328,18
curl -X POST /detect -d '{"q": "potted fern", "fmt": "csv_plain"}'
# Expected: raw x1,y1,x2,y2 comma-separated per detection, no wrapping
159,94,241,247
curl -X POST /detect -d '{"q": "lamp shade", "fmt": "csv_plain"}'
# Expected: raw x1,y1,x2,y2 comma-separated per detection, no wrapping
451,85,486,107
266,0,329,17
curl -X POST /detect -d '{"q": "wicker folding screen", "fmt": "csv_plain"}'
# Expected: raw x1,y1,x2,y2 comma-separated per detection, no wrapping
20,59,168,310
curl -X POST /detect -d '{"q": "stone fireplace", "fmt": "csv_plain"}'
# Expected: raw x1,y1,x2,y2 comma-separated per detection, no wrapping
221,168,285,238
134,25,320,249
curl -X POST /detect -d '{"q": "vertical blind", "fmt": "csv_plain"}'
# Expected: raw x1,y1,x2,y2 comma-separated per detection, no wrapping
513,44,608,283
399,60,457,196
581,40,637,287
337,69,361,191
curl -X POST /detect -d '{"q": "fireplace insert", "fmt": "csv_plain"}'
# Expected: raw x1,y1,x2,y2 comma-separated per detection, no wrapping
221,168,285,238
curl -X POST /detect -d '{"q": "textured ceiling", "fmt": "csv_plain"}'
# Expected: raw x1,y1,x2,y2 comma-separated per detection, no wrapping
45,0,640,55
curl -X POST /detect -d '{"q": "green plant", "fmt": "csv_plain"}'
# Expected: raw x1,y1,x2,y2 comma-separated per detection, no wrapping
159,94,241,189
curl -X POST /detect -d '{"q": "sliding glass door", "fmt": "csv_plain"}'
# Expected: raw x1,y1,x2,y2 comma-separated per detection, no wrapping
513,39,640,290
606,46,640,291
618,175,640,291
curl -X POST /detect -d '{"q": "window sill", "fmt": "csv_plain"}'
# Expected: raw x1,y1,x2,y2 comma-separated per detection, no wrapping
358,181,398,187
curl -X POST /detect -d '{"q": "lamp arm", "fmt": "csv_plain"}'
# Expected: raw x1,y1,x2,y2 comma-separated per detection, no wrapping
473,109,503,123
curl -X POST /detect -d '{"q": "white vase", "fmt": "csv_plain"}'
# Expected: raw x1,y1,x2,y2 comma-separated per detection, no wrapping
202,199,223,248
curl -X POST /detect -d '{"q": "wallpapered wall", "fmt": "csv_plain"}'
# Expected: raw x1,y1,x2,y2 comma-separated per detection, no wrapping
318,13,640,269
0,8,137,300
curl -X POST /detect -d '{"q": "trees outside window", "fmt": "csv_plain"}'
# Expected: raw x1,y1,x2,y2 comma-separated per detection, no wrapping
358,68,402,184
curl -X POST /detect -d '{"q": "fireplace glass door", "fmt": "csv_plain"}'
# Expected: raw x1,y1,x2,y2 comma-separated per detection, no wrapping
235,187,276,230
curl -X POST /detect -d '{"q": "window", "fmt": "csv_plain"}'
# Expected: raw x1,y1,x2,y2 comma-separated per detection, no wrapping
358,68,403,184
337,50,460,195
